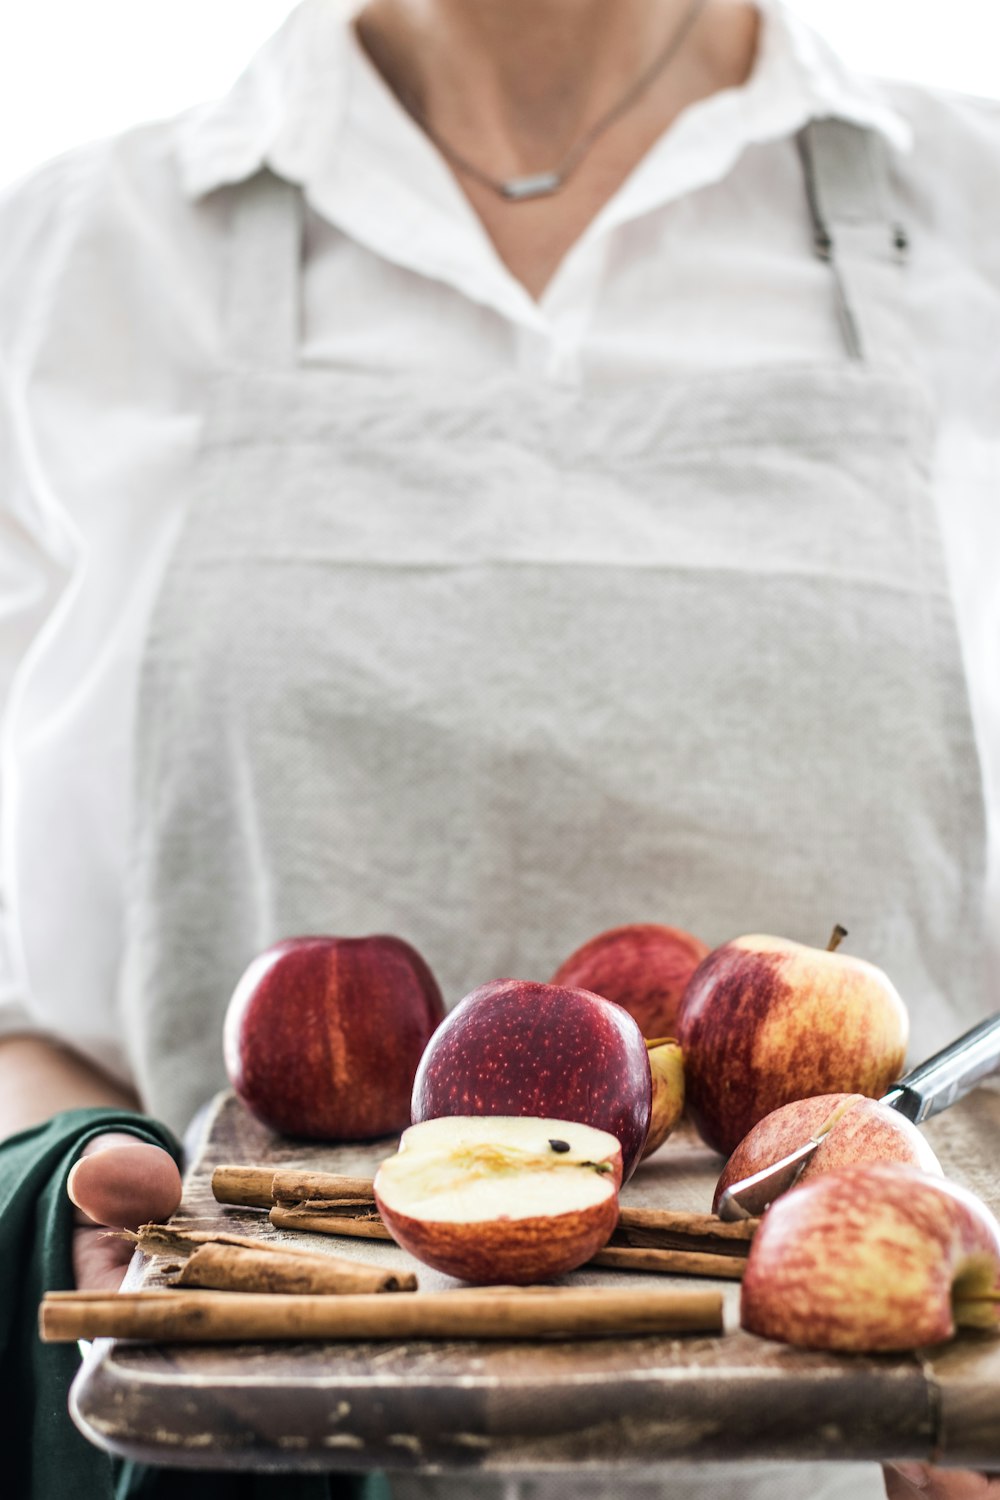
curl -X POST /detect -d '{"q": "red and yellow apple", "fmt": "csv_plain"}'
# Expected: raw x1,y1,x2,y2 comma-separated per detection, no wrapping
741,1163,1000,1351
713,1093,941,1213
641,1038,685,1160
677,933,909,1156
410,978,652,1181
550,923,709,1039
223,934,445,1139
374,1116,621,1284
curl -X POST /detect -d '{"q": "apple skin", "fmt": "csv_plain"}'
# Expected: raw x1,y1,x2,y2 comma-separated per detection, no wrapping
641,1039,685,1160
713,1093,941,1212
676,935,909,1156
550,923,709,1039
375,1193,619,1286
410,979,652,1182
741,1163,1000,1352
224,934,445,1140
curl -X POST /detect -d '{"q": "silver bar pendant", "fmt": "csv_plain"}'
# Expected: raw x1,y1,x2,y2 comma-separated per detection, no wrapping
501,171,562,201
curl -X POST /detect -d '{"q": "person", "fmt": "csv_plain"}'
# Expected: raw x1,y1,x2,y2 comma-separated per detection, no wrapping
0,0,998,1496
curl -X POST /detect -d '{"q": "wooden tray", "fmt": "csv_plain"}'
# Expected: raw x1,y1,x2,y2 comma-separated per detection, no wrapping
70,1087,1000,1474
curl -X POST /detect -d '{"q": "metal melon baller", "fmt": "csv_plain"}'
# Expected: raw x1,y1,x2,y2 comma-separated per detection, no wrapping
715,1011,1000,1221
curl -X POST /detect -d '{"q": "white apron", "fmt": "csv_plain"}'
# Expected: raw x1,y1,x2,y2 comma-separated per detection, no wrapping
120,120,989,1497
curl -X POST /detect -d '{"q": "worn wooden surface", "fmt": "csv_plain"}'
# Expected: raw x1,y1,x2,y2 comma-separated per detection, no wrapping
71,1086,1000,1473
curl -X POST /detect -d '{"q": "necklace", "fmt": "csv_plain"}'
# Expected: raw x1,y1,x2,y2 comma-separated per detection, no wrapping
386,0,710,202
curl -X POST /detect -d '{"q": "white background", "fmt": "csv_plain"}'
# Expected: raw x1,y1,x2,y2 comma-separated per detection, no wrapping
0,1,998,192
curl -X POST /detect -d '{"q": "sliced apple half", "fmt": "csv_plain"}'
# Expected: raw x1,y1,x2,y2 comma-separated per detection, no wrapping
374,1116,621,1284
740,1163,1000,1352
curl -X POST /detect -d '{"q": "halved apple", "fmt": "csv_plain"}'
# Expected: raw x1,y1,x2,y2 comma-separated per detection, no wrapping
374,1116,621,1284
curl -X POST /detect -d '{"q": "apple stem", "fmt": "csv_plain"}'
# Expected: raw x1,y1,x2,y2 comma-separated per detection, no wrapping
826,925,848,953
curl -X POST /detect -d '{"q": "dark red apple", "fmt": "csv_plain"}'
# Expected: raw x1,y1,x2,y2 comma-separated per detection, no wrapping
550,923,709,1037
224,935,445,1140
411,978,652,1182
677,933,909,1156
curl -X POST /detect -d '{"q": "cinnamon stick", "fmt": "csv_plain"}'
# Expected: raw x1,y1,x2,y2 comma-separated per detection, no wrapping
211,1166,376,1210
271,1170,377,1205
268,1205,392,1240
175,1242,414,1295
591,1246,746,1279
40,1285,723,1343
614,1208,758,1256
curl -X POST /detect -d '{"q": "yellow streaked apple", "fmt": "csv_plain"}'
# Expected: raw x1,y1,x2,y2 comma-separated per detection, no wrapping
677,931,909,1156
641,1039,685,1160
740,1163,1000,1352
713,1093,941,1212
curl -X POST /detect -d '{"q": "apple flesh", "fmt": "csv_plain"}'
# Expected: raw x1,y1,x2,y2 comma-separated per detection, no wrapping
641,1039,685,1160
224,934,445,1139
713,1093,942,1212
677,934,909,1156
741,1163,1000,1351
374,1116,621,1284
550,923,709,1039
411,978,652,1182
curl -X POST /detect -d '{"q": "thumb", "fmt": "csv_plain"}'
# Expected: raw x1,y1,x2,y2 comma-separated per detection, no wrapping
68,1133,182,1230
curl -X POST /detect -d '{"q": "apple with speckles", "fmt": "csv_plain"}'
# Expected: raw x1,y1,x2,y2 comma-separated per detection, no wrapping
550,923,709,1039
375,1115,621,1284
712,1093,941,1213
741,1163,1000,1351
410,978,652,1181
677,931,909,1156
224,935,445,1139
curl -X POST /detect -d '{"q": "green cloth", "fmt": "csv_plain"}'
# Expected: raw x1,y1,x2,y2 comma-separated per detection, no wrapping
0,1108,390,1500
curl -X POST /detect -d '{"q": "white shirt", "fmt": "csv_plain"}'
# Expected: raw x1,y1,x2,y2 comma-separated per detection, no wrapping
0,0,998,1086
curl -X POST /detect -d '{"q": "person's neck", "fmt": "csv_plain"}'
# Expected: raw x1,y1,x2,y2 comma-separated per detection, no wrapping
357,0,751,175
353,0,760,299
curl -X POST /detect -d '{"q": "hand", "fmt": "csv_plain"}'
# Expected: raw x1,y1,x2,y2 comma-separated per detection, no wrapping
67,1133,182,1291
885,1464,1000,1498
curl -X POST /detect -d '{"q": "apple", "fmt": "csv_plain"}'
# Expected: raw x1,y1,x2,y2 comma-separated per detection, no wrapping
411,978,652,1182
550,923,709,1039
676,931,909,1156
740,1163,1000,1352
223,934,445,1139
641,1038,685,1160
374,1116,621,1284
712,1093,942,1213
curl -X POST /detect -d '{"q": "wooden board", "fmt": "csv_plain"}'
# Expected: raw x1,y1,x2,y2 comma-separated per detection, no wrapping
70,1087,1000,1473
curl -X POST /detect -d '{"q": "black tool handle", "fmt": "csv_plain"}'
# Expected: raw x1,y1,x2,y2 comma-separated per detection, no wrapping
883,1012,1000,1123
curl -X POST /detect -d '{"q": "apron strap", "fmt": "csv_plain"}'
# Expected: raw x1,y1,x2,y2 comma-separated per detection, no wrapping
798,119,910,367
222,169,304,370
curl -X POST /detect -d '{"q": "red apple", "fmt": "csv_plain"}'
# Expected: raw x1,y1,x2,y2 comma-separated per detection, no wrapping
641,1038,685,1160
741,1163,1000,1351
411,978,652,1182
223,935,445,1139
677,932,909,1156
374,1116,621,1284
712,1093,942,1213
550,923,709,1038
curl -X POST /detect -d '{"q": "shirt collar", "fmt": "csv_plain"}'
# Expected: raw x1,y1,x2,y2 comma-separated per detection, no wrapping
177,0,912,202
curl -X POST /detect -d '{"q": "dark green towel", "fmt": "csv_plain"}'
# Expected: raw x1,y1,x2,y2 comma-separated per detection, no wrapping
0,1107,389,1500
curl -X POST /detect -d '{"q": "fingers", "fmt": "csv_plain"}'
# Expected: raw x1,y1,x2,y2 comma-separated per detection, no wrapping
67,1134,182,1230
884,1463,1000,1498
